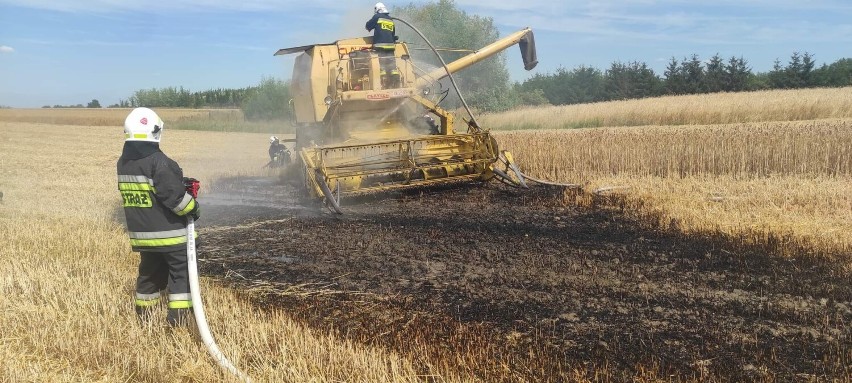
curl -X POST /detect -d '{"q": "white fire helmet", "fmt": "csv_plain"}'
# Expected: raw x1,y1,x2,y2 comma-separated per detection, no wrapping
124,107,164,142
270,136,279,144
374,2,387,13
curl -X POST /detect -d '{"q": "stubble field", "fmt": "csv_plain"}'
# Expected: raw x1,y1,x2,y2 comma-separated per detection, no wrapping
1,87,850,382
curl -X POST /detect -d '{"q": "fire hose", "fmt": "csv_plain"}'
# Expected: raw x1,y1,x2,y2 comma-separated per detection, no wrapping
184,178,251,382
390,17,582,191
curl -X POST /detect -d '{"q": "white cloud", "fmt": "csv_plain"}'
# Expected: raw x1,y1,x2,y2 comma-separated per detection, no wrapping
0,46,14,53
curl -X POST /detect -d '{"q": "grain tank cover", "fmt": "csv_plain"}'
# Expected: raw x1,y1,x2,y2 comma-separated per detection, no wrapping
273,44,324,56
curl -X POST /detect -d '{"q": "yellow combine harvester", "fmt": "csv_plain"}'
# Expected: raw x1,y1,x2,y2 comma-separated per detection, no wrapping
275,18,537,213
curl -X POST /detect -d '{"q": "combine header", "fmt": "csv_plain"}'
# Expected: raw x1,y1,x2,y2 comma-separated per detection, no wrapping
275,19,537,213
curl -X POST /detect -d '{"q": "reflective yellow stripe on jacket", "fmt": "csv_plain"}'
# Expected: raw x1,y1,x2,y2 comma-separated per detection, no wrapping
118,175,156,192
128,228,196,248
173,193,196,216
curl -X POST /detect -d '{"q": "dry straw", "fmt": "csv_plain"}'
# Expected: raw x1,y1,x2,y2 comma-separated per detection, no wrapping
0,122,453,382
0,108,291,133
495,119,852,260
481,87,852,130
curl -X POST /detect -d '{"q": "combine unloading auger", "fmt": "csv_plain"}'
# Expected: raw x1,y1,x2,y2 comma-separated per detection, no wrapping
275,19,538,213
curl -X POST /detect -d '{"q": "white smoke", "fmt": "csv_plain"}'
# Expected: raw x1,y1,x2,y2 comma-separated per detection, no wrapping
337,6,370,39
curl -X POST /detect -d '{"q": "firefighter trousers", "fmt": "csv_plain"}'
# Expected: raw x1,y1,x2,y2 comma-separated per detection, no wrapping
134,250,192,311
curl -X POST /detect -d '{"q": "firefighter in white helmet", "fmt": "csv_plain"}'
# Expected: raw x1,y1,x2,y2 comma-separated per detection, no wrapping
267,135,291,167
366,2,399,88
117,107,200,327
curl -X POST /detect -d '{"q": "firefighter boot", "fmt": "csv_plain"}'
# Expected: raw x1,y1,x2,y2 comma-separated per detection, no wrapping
389,69,401,88
379,68,389,89
166,308,193,328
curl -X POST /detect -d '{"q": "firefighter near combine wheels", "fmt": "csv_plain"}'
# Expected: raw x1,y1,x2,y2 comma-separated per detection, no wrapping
265,136,292,169
274,16,552,214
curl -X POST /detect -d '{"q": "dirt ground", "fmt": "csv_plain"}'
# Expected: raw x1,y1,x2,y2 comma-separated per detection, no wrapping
199,176,851,382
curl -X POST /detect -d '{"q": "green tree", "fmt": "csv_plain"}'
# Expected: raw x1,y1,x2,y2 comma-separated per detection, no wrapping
704,54,725,93
241,77,291,121
768,58,786,88
681,54,705,93
563,66,606,104
512,85,549,106
605,61,661,100
519,66,605,105
86,99,101,108
767,52,816,89
664,57,687,95
791,52,816,87
724,56,751,92
395,0,514,112
785,51,805,88
812,58,852,87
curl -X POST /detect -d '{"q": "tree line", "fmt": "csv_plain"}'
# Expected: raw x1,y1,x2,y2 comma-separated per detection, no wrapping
39,86,260,110
515,54,852,107
42,99,102,108
111,79,291,121
393,0,851,110
109,86,258,109
40,79,292,121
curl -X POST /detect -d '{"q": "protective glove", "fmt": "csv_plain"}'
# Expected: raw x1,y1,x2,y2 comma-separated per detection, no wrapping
183,177,200,198
188,202,201,221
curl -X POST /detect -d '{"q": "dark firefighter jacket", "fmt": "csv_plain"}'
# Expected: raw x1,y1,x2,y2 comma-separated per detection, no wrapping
366,12,396,50
269,142,287,161
117,141,198,253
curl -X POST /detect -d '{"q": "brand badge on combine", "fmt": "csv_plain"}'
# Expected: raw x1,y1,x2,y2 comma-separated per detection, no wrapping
140,117,148,125
366,93,390,101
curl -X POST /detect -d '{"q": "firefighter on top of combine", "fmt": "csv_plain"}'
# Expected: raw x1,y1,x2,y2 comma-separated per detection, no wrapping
117,107,200,327
366,2,399,88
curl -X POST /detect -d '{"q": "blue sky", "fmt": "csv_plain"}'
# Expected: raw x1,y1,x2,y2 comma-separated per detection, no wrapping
0,0,850,107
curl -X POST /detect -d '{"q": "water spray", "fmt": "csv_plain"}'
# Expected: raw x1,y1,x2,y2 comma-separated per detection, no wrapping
390,20,581,189
391,16,482,131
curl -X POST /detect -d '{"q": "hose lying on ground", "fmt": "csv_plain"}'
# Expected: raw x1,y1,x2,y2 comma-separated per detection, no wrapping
518,171,584,189
187,217,252,382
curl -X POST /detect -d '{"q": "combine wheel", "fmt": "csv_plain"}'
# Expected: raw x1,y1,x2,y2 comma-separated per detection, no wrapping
314,169,342,214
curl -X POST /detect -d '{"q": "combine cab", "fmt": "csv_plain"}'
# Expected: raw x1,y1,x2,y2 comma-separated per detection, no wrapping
275,21,537,212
